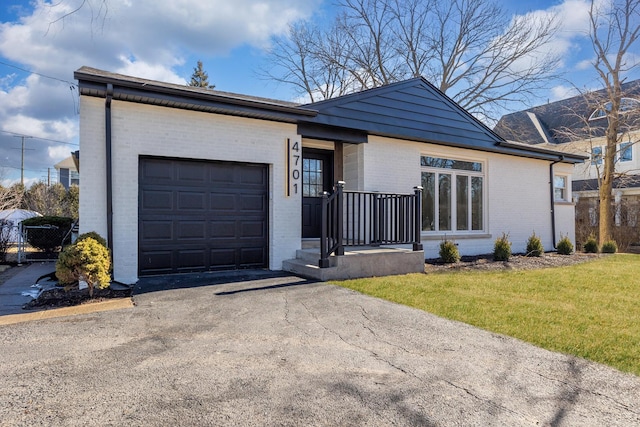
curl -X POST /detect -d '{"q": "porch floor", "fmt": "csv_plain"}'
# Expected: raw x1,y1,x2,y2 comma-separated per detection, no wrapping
282,246,425,281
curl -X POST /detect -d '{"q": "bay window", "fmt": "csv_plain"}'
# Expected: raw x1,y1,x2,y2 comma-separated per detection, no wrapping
421,156,484,232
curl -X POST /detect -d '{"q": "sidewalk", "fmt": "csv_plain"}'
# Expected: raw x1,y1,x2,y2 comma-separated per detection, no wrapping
0,262,57,316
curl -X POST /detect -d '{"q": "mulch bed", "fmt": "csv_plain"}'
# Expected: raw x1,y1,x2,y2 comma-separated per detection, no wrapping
23,286,132,310
425,252,603,273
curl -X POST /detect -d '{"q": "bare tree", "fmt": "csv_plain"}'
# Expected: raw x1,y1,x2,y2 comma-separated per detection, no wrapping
264,0,560,122
587,0,640,245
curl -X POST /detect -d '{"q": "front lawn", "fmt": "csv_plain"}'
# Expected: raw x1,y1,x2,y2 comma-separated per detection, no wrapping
335,253,640,376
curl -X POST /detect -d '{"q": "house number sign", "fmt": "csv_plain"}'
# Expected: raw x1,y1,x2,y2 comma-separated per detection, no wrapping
286,138,301,196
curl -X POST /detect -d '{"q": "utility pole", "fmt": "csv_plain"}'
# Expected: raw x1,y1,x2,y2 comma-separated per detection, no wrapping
12,135,33,186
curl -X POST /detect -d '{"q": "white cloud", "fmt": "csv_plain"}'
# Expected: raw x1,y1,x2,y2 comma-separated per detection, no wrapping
0,0,322,183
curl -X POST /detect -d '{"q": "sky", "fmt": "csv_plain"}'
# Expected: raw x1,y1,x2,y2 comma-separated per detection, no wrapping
0,0,637,187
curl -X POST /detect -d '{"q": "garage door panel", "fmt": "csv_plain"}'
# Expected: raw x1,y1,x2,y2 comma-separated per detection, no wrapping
241,167,267,185
176,221,206,240
141,221,173,240
241,194,266,211
139,157,268,275
241,221,266,238
141,190,174,210
141,158,174,181
177,250,206,270
139,250,173,274
210,194,237,210
239,247,267,265
177,162,207,183
209,221,237,238
209,249,236,268
177,191,206,210
210,164,236,184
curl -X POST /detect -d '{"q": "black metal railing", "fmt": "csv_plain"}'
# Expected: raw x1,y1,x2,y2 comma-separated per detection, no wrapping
319,182,423,268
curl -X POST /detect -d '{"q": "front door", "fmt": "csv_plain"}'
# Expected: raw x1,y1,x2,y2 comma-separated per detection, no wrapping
302,149,333,238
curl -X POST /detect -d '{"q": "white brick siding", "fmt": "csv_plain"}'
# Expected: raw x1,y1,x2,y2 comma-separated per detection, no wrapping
360,136,576,258
80,97,301,283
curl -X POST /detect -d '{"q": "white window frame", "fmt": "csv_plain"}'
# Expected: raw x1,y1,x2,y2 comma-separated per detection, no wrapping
420,155,486,234
554,174,569,202
619,142,633,162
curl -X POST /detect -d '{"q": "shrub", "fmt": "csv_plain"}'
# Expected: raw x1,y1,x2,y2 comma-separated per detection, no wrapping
556,235,574,255
439,239,460,263
525,232,544,257
21,216,73,252
493,233,511,261
56,236,111,296
601,240,618,254
76,231,107,248
583,235,599,253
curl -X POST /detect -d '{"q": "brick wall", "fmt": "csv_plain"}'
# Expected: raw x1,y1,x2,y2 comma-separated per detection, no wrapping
80,97,301,283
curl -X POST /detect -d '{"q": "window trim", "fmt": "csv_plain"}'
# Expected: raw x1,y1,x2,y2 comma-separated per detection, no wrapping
553,174,569,202
421,154,486,234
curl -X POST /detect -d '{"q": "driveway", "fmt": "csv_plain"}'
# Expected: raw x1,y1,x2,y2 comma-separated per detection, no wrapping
0,271,638,426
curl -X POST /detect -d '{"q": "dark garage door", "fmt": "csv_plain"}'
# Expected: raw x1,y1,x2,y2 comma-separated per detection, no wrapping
139,157,268,276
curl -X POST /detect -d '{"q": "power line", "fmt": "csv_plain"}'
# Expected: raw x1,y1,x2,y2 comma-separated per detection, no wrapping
0,60,76,87
0,130,78,146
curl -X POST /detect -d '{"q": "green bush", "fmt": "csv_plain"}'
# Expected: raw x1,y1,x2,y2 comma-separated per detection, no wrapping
76,231,107,248
583,235,599,253
56,236,111,296
601,240,618,254
557,235,574,255
493,233,511,261
439,240,460,263
525,231,544,257
21,216,73,252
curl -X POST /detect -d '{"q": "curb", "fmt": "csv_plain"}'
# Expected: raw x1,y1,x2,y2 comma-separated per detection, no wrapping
0,298,134,326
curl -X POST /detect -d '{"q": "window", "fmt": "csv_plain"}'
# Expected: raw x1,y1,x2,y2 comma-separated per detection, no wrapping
421,155,484,232
554,175,568,201
591,146,602,165
302,158,324,197
619,142,633,162
588,98,640,121
70,170,80,186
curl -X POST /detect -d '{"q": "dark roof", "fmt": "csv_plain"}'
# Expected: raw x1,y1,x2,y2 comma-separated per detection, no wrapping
494,80,640,145
75,67,584,164
573,175,640,192
74,67,316,123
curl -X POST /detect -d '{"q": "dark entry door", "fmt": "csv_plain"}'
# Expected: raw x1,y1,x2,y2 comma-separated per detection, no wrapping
302,149,333,238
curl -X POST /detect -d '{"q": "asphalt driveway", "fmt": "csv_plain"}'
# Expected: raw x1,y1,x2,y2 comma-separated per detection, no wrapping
1,271,639,426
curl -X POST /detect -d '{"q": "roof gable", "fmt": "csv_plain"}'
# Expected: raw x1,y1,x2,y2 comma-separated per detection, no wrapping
302,78,505,151
494,79,640,145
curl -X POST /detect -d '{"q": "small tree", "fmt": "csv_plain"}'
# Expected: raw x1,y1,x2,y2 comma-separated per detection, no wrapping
188,60,215,89
526,231,544,257
56,236,111,297
493,233,512,261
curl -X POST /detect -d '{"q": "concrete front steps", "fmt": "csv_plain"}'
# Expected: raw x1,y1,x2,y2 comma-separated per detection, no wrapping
282,246,425,281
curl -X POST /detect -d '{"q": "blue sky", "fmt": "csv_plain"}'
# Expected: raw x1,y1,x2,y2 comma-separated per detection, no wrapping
0,0,637,186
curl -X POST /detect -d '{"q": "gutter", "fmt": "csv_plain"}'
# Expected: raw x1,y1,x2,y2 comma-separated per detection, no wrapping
549,156,564,249
105,83,114,256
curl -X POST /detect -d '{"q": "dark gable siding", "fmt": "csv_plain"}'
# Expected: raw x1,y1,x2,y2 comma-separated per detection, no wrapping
303,78,505,151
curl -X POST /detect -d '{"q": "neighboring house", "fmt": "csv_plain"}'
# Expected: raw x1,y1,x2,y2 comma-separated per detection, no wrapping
494,80,640,246
75,67,584,285
54,151,80,189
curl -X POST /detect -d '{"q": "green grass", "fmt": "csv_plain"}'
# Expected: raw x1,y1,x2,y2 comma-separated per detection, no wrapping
334,254,640,376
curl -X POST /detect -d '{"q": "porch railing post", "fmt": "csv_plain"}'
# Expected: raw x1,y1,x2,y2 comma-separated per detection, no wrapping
335,181,345,256
413,186,423,251
319,191,330,268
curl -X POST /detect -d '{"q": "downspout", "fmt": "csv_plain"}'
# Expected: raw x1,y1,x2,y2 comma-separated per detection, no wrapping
549,156,564,249
105,84,114,256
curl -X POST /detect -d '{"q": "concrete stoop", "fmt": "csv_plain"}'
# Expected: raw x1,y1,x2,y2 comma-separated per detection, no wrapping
282,247,425,281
